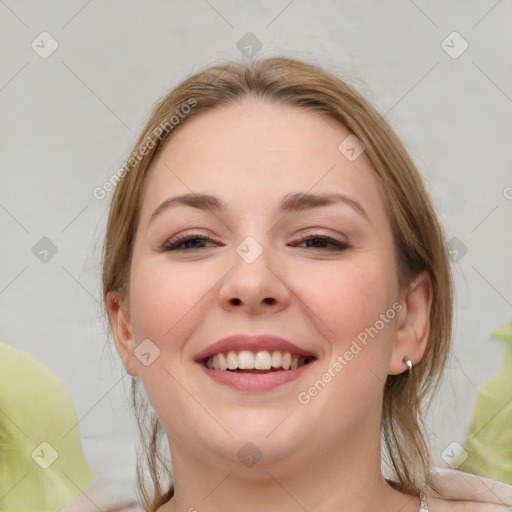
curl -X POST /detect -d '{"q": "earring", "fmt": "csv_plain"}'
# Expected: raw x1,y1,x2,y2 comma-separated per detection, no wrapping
402,356,413,374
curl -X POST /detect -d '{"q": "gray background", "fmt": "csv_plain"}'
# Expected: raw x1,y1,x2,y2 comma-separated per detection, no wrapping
1,0,511,501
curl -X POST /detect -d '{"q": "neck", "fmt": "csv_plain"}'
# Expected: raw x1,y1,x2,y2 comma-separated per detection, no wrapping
160,408,420,512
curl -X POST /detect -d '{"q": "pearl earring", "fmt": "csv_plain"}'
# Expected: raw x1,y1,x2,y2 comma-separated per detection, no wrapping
403,356,413,374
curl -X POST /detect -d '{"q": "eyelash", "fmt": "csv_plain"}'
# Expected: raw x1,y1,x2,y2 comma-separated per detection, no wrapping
162,232,349,252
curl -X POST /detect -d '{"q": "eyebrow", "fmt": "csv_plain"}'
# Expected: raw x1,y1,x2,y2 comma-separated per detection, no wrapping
149,191,369,223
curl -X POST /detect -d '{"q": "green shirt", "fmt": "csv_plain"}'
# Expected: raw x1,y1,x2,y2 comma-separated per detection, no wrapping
0,342,95,511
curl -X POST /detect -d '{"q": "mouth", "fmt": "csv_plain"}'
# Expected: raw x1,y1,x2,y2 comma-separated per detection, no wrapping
194,334,318,391
203,350,317,373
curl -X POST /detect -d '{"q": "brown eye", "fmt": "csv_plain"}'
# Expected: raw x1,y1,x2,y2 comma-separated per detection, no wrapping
163,235,218,251
294,234,349,250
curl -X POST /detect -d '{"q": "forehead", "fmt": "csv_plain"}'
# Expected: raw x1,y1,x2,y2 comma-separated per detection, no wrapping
140,99,387,222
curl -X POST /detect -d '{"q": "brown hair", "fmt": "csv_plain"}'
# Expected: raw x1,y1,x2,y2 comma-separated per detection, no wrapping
102,57,452,511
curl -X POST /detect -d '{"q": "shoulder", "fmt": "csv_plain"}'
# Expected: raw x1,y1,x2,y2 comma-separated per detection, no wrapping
425,496,509,511
424,467,512,511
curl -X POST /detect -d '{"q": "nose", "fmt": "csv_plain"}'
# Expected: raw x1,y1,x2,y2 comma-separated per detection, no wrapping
218,241,291,315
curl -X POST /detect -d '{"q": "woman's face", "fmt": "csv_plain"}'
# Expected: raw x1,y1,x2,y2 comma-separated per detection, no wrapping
116,98,411,471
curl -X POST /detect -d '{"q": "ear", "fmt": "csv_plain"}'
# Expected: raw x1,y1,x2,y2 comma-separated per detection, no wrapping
388,271,433,375
106,291,140,377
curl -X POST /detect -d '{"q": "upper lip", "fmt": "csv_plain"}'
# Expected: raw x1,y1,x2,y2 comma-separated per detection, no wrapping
194,334,317,362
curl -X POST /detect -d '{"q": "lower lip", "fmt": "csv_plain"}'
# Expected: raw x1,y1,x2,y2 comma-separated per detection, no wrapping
198,362,315,391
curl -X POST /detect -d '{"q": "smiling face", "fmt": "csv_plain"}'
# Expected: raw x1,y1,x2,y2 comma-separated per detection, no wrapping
109,97,425,475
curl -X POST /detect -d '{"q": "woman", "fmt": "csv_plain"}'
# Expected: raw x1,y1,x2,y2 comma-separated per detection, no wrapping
102,57,512,511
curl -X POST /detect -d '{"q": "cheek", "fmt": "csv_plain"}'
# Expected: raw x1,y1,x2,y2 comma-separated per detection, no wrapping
127,259,215,427
287,260,398,435
299,260,396,339
295,258,398,389
128,257,212,342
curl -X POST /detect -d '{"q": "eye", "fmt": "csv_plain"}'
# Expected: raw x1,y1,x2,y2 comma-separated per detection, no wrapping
162,232,349,252
163,233,219,251
293,233,349,250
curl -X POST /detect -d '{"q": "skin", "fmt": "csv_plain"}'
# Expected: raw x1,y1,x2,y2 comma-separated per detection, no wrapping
108,97,433,512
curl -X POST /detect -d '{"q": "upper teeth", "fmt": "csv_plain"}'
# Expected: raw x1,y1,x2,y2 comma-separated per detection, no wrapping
205,350,311,371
